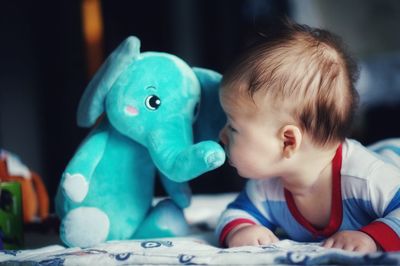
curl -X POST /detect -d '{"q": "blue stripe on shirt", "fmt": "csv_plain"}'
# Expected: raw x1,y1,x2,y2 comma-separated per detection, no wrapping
373,145,400,155
384,189,400,216
227,190,275,230
381,189,400,235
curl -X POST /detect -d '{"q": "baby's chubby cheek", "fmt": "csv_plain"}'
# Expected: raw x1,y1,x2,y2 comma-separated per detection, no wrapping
222,148,234,167
226,150,239,168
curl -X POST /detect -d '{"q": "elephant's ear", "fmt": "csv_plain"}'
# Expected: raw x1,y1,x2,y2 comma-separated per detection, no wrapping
192,67,226,142
77,36,141,127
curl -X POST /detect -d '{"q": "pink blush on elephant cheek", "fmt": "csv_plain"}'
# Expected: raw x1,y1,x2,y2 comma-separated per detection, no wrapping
125,105,139,116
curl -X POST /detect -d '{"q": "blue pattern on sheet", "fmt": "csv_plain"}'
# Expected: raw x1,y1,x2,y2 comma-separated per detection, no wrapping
1,238,399,265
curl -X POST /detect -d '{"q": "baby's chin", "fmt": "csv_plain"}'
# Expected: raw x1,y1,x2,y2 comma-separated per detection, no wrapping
228,160,269,179
228,161,247,177
236,167,275,180
234,167,256,179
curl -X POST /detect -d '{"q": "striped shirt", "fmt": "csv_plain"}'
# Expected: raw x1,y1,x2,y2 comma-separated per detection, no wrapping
216,139,400,251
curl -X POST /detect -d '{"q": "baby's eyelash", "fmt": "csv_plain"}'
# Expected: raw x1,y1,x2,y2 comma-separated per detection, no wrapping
228,124,238,132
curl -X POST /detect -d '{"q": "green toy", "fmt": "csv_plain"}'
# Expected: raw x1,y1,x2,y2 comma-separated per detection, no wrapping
55,36,226,247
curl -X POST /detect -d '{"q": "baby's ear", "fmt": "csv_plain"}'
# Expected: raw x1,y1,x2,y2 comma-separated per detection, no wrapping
281,125,302,158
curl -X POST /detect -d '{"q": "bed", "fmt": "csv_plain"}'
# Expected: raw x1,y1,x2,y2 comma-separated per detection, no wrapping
1,193,399,265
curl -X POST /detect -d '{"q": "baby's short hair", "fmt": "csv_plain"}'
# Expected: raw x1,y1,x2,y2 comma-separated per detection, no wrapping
221,19,359,146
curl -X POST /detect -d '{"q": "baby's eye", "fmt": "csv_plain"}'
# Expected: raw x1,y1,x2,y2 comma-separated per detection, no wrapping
227,124,238,133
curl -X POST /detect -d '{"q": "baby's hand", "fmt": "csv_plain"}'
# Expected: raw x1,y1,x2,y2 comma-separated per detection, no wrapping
226,224,279,248
322,230,379,252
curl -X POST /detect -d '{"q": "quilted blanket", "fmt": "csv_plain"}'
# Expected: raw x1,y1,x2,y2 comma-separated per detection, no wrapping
1,235,400,265
1,194,399,265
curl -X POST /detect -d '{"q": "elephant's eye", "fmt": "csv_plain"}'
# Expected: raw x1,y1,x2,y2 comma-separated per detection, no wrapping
145,95,161,110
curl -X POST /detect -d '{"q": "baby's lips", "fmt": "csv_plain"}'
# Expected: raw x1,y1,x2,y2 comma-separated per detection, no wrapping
224,151,234,166
224,149,232,165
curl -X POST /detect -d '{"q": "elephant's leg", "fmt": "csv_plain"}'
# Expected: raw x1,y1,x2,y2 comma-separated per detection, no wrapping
60,207,110,247
159,173,192,208
133,199,190,239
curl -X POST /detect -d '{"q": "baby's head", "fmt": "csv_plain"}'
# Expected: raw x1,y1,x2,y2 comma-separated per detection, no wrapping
220,22,358,178
219,20,359,178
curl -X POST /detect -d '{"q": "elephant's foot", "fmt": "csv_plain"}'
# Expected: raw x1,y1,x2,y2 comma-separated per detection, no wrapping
133,199,190,239
61,207,110,247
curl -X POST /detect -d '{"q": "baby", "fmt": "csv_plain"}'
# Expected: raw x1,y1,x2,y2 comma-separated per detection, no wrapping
216,20,400,252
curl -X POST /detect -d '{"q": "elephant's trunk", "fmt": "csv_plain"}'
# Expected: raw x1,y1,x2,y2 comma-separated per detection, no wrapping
146,119,225,182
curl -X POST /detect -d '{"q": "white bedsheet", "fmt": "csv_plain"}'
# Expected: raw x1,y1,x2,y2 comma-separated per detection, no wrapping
1,193,399,265
1,236,399,265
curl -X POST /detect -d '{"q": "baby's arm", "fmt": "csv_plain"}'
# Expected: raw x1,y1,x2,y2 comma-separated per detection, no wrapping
324,165,400,252
226,223,278,248
216,181,277,247
322,230,379,252
358,201,400,251
359,167,400,251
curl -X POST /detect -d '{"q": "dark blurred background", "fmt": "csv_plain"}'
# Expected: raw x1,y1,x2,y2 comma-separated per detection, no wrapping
1,0,400,212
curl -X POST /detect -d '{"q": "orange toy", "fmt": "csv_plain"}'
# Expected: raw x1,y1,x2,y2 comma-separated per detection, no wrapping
0,151,49,223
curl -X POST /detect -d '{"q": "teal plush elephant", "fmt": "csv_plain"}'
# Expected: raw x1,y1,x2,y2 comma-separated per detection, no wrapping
55,36,226,247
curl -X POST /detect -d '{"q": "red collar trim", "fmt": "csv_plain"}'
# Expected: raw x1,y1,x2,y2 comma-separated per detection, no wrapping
284,144,343,237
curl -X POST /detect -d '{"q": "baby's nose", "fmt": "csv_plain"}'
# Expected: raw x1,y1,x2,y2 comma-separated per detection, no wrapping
219,127,228,146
